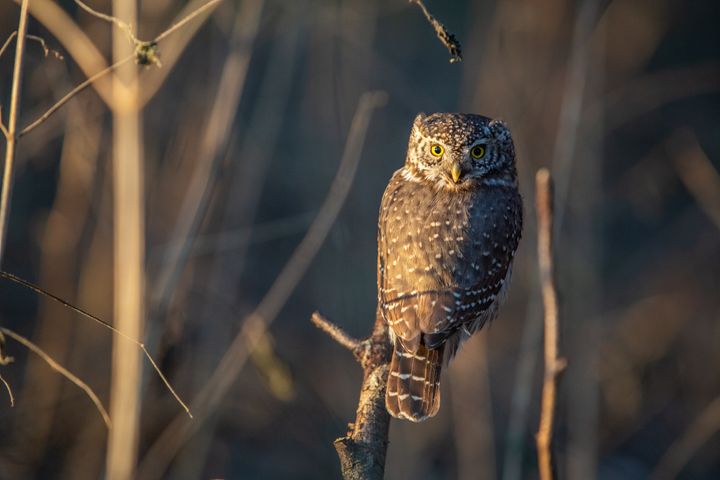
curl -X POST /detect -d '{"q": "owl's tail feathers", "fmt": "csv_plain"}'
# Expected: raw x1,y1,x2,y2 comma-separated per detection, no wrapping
386,339,444,422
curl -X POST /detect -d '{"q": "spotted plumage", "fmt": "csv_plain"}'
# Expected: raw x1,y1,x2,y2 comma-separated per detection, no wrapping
378,113,522,422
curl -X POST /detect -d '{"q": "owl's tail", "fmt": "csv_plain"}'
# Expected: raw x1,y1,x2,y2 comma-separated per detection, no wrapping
386,339,444,422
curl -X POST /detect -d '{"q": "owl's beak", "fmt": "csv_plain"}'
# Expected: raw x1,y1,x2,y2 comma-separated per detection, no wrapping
450,163,462,183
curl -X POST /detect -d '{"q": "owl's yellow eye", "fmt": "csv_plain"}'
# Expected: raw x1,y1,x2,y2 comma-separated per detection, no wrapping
471,145,486,159
430,144,444,157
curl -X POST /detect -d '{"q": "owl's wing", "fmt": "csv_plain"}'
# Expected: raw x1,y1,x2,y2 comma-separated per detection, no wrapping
378,172,458,352
422,272,509,349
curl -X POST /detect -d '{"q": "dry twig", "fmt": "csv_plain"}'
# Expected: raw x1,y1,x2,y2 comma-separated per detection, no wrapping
535,169,565,480
410,0,462,63
0,270,191,417
0,327,110,428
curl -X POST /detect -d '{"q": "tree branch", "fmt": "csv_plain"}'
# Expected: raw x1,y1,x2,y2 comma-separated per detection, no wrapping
535,168,566,480
314,311,392,480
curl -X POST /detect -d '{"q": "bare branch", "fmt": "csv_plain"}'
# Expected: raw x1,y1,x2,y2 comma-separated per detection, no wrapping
0,270,191,418
324,311,391,480
0,327,111,428
535,168,565,480
26,34,64,59
311,312,361,352
410,0,462,63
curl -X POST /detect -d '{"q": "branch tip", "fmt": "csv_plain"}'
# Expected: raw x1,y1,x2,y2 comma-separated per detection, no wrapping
311,312,361,352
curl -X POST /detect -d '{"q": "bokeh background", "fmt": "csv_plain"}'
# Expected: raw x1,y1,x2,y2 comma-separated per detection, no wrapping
0,0,719,478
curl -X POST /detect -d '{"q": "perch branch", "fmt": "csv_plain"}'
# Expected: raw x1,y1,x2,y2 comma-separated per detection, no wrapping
314,311,391,480
535,169,565,480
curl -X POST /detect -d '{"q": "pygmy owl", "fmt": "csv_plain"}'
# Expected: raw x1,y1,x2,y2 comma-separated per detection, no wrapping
378,112,522,422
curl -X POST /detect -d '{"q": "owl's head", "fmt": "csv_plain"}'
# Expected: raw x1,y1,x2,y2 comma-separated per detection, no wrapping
404,113,517,190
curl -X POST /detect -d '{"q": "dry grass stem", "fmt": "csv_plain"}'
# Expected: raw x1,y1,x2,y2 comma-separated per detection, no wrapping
0,0,30,266
25,34,64,60
0,327,111,428
535,169,565,480
311,312,361,352
410,0,462,63
0,270,191,416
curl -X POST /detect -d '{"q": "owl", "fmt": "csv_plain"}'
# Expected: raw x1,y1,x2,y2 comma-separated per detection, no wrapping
378,112,522,422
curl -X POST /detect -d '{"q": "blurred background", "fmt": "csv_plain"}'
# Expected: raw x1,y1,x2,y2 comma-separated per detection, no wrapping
0,0,719,478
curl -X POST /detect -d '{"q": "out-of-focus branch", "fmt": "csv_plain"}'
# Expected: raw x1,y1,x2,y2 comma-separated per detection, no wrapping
535,169,565,480
137,91,387,480
105,0,143,476
409,0,462,63
668,130,720,232
0,0,29,266
652,396,720,480
314,311,391,480
150,0,265,318
18,0,225,137
0,327,110,428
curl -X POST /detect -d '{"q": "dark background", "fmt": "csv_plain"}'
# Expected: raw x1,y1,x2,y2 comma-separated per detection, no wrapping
0,0,719,478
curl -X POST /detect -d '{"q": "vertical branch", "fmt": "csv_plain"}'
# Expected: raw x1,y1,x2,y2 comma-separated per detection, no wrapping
0,0,30,265
535,169,564,480
105,0,144,478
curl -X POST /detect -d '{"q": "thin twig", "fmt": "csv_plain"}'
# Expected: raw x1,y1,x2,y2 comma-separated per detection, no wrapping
311,312,361,352
154,0,223,42
0,372,13,407
0,327,111,428
410,0,462,63
0,31,18,59
535,169,565,480
26,35,64,59
0,0,30,267
74,0,138,44
0,270,191,417
19,56,134,138
18,0,224,136
137,91,387,480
